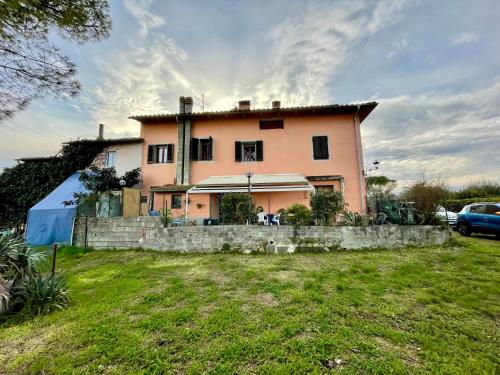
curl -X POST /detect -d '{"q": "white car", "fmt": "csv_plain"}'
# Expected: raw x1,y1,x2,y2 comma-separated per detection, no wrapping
436,205,457,227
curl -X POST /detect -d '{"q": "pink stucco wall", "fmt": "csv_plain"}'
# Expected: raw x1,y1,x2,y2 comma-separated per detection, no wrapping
141,113,366,216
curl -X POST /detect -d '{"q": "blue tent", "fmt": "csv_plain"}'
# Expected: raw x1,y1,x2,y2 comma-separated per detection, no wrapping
26,172,86,246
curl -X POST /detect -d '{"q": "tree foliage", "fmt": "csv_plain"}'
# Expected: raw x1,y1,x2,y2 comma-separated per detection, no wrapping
66,166,141,206
0,141,108,226
285,204,312,226
366,175,397,197
0,0,111,121
220,193,255,224
310,189,344,225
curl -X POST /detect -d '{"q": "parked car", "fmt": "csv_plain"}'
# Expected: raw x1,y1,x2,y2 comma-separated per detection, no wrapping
456,202,500,238
436,205,457,227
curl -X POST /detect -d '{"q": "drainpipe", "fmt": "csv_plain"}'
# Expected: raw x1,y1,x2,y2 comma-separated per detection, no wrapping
185,188,191,224
354,105,366,213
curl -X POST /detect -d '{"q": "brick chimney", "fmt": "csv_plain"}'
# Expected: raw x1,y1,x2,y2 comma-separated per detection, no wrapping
238,100,251,111
272,100,281,110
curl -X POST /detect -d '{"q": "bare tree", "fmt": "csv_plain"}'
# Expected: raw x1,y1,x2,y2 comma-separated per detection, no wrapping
0,0,111,122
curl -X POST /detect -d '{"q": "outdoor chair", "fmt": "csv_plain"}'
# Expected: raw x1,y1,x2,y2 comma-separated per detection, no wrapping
271,213,281,226
257,212,269,225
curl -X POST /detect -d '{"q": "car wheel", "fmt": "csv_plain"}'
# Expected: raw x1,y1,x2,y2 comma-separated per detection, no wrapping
458,222,471,237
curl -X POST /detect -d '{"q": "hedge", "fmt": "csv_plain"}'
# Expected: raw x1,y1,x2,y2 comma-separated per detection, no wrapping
442,196,500,212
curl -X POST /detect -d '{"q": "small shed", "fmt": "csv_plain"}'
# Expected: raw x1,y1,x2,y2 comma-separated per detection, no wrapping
26,172,86,246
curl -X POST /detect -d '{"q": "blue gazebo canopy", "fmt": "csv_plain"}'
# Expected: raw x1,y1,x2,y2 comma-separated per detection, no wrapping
26,172,86,246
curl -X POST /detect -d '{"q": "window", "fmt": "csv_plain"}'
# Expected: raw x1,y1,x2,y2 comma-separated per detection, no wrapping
171,194,182,209
317,185,335,191
259,119,284,130
191,137,213,161
485,205,500,215
243,142,256,161
235,141,263,162
105,151,116,167
147,144,174,163
470,205,485,214
312,136,329,160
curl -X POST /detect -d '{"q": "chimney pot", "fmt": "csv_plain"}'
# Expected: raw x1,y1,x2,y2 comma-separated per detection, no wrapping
184,97,193,114
98,124,104,139
179,96,185,114
238,100,251,111
272,100,281,109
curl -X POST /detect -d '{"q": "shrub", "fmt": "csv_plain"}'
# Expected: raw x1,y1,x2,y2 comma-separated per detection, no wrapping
340,211,372,226
452,181,500,199
400,179,447,221
220,193,255,224
12,274,68,316
162,208,172,227
310,190,344,225
0,235,67,316
285,204,312,226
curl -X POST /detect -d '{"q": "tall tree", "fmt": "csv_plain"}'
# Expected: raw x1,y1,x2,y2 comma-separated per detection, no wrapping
0,0,111,121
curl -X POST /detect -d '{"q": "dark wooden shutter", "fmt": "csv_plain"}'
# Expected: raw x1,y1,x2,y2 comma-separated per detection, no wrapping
235,141,242,162
320,136,329,159
167,144,174,163
207,137,213,161
191,138,199,161
256,141,263,161
312,137,321,159
147,145,155,163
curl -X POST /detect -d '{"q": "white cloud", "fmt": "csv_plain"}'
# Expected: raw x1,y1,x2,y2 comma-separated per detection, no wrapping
123,0,166,37
363,79,500,186
387,39,408,58
253,0,412,107
452,32,479,45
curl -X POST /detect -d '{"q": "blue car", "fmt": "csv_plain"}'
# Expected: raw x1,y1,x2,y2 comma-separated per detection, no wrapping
456,202,500,238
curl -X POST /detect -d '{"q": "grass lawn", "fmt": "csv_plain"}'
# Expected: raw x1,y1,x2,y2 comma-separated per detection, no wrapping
1,234,499,374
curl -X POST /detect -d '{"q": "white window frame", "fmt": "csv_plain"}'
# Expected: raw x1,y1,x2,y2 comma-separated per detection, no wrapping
105,150,117,167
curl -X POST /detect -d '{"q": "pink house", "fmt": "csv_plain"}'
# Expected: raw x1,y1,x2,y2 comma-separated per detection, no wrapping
130,97,377,223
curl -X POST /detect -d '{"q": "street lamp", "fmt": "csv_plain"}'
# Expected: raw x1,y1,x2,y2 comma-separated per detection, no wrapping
245,172,253,194
245,172,253,225
364,160,380,176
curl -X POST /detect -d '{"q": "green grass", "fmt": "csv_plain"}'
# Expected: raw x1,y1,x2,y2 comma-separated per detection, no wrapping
1,234,499,374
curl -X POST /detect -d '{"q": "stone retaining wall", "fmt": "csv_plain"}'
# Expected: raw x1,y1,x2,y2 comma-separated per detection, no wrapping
72,217,451,253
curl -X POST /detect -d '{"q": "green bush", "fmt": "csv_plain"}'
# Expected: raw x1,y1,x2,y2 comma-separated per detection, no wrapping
310,190,344,225
220,193,255,224
451,181,500,199
340,211,372,226
442,196,500,213
12,274,68,316
0,235,68,316
285,204,312,226
400,180,447,217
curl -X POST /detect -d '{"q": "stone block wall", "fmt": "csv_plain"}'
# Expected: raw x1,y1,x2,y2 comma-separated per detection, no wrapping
72,217,451,253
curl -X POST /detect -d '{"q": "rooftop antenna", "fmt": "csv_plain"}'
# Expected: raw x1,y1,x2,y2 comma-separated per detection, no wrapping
193,93,211,112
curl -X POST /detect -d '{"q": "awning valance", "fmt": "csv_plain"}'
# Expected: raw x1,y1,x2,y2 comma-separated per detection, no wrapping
187,173,315,194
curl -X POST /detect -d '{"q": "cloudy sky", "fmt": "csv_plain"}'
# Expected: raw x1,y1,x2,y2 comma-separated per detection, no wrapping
1,0,499,187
